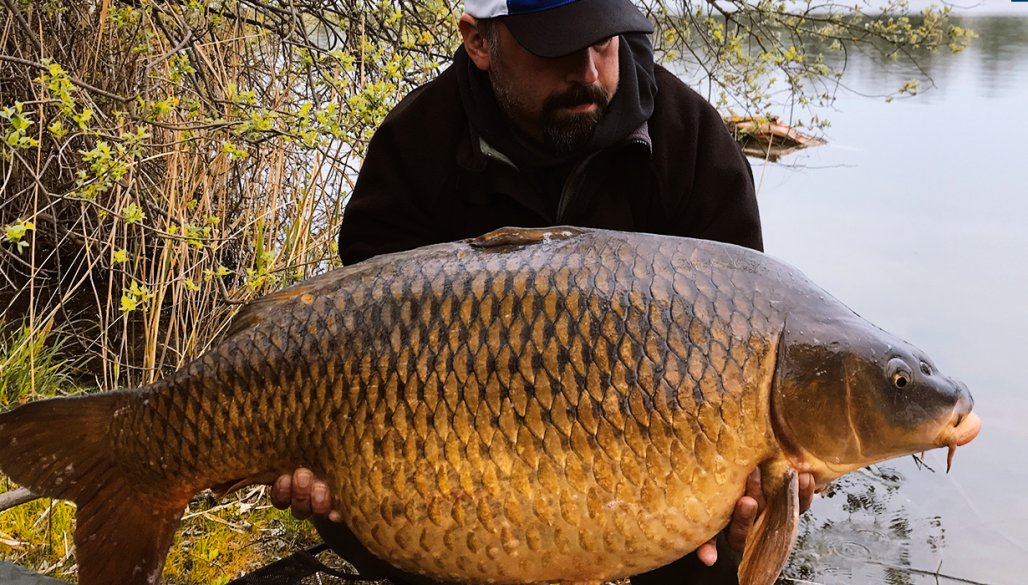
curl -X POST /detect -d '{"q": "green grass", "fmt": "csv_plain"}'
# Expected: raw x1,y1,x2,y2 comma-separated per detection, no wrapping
0,317,81,406
0,480,323,583
0,486,77,578
164,488,322,584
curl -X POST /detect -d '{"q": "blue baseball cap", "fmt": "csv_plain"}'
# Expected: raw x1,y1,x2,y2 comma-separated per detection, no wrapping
465,0,654,58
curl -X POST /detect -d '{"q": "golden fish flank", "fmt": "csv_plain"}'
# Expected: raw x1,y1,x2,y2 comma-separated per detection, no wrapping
0,226,979,585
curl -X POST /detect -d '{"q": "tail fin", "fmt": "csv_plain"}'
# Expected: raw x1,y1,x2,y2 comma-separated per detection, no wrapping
0,393,193,585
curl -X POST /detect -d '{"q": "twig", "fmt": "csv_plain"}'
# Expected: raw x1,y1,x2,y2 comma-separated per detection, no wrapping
0,487,40,512
0,0,43,54
865,559,997,585
0,54,134,103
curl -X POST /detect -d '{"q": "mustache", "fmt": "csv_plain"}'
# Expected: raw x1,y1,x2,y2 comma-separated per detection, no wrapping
543,84,611,113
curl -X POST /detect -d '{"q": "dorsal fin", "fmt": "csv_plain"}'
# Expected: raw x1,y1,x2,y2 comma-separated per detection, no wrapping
470,226,584,249
222,269,351,339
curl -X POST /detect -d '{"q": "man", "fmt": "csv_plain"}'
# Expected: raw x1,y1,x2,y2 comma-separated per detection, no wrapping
273,0,815,583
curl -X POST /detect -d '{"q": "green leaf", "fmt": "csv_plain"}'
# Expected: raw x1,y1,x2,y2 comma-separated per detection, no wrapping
123,203,146,224
3,220,35,244
119,295,138,313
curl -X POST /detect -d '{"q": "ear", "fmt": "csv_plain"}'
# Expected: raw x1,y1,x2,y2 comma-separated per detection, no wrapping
459,13,492,71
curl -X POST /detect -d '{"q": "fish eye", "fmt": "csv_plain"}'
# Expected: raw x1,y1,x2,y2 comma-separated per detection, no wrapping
887,357,912,389
920,361,933,376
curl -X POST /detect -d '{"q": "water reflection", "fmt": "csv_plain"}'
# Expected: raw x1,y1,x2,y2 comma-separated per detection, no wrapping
782,466,953,585
825,15,1028,100
951,16,1028,95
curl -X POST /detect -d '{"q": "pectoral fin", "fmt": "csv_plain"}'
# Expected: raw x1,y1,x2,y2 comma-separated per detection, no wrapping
738,459,799,585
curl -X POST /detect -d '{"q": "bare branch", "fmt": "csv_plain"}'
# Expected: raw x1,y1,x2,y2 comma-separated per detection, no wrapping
0,487,39,512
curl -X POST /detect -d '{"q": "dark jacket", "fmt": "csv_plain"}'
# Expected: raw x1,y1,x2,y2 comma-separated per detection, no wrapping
337,63,761,265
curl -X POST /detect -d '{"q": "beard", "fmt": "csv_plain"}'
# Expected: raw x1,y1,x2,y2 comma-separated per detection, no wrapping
491,74,611,154
539,85,611,153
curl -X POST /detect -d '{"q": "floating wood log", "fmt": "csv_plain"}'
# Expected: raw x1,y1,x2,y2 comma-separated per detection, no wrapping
725,115,826,162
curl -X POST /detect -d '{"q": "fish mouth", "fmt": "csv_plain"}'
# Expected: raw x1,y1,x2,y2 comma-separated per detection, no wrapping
935,411,981,472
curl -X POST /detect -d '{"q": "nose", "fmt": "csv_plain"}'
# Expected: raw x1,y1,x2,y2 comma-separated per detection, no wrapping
565,46,600,86
954,378,974,411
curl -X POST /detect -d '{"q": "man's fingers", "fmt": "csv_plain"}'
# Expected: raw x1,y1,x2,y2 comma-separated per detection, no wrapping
311,480,333,515
721,468,813,559
271,473,292,510
269,467,340,520
696,537,718,566
289,468,315,519
727,495,759,552
799,472,815,513
745,468,766,512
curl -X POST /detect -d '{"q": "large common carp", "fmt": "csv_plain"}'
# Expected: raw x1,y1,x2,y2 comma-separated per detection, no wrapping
0,227,979,585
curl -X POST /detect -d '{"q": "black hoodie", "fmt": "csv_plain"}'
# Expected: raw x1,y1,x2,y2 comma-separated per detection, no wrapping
337,36,761,265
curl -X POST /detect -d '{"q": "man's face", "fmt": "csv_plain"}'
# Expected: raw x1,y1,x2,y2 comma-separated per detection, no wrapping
485,24,620,153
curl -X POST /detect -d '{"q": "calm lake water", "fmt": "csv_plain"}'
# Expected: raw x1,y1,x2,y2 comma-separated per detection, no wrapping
740,3,1027,584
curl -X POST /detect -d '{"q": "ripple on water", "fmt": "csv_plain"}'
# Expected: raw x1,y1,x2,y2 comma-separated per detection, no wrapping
779,465,969,585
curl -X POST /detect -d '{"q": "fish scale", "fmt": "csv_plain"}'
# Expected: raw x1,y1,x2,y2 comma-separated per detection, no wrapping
0,227,979,585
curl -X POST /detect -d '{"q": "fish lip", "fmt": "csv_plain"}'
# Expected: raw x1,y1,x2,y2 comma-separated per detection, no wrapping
938,411,981,448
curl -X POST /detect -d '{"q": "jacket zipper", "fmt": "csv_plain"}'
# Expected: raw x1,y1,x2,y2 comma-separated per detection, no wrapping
556,151,600,223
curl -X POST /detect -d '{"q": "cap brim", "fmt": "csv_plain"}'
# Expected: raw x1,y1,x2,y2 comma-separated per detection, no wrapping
502,0,653,58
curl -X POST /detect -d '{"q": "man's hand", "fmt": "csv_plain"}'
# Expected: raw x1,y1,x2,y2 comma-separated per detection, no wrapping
270,468,343,523
695,468,815,566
